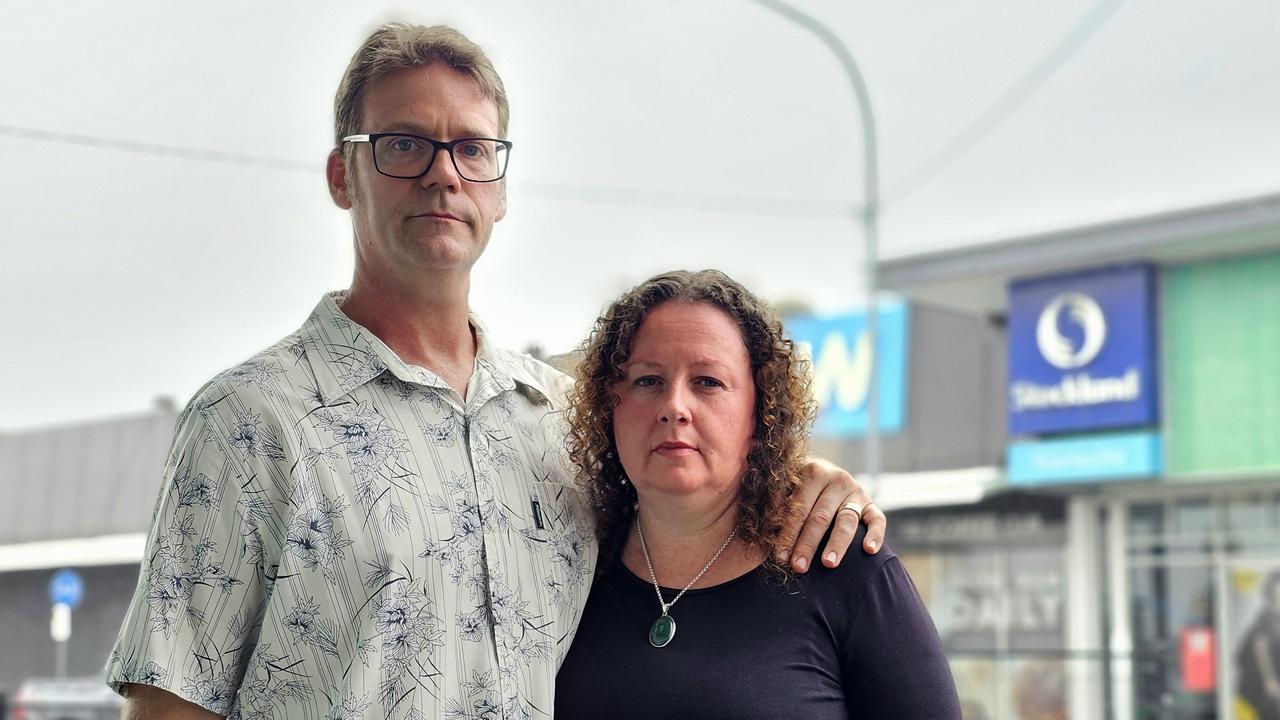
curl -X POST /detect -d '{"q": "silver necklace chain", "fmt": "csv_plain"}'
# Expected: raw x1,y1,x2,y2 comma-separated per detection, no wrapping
635,512,738,615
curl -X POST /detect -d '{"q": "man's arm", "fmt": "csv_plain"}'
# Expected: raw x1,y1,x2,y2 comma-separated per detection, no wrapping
106,386,280,716
120,684,224,720
778,458,887,573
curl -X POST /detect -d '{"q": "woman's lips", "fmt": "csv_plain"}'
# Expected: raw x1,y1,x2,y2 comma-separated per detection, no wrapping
653,441,697,456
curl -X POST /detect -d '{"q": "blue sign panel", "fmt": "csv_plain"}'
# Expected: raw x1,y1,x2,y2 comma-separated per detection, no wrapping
1008,431,1163,485
1007,264,1158,436
49,568,84,609
786,300,910,437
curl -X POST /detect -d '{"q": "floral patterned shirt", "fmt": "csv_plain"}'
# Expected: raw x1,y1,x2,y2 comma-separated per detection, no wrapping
106,292,597,720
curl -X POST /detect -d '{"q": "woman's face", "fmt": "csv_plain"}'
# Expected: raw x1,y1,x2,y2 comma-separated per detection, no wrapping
612,301,757,504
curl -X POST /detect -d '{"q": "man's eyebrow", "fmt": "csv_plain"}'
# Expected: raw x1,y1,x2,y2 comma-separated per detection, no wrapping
380,123,498,138
380,123,431,136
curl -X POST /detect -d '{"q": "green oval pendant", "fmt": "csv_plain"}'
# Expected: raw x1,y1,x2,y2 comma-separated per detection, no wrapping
649,614,676,648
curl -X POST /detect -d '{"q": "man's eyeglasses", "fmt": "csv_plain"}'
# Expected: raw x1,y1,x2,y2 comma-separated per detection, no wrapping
342,133,512,183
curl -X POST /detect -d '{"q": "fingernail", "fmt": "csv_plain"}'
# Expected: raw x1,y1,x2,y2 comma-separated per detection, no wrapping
868,540,877,552
795,556,808,572
778,549,791,562
824,551,837,566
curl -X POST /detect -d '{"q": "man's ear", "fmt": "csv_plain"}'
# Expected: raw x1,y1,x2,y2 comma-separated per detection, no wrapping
327,148,353,210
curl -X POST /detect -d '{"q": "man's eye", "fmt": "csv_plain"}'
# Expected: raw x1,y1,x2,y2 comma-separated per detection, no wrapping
458,142,489,158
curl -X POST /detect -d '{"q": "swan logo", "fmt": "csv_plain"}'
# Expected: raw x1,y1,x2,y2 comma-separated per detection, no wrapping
1036,293,1107,370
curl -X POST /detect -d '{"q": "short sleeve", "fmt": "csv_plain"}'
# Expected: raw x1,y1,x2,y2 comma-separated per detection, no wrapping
841,557,963,718
105,391,284,716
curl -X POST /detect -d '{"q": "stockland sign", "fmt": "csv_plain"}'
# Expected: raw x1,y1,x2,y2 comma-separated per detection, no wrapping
786,301,910,437
1007,264,1158,436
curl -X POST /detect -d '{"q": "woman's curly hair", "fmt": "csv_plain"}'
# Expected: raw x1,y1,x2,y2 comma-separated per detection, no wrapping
565,269,816,574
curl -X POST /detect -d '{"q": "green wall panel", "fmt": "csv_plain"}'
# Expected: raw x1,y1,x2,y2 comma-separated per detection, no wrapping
1164,252,1280,474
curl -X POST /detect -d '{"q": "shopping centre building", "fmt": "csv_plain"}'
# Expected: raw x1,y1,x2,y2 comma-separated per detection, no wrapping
1,192,1277,718
860,190,1280,719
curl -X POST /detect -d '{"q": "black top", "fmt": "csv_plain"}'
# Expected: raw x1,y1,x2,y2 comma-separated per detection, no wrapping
555,527,960,719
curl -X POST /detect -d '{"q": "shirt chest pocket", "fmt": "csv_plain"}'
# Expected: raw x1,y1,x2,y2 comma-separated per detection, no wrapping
526,479,595,605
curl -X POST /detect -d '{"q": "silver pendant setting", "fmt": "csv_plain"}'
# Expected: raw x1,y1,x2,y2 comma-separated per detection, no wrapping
649,613,676,647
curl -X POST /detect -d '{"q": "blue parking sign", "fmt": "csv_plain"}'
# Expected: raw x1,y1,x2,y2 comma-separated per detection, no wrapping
49,568,85,609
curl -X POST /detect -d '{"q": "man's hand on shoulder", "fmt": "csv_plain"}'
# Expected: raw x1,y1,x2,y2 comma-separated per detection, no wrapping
778,457,887,573
121,683,224,720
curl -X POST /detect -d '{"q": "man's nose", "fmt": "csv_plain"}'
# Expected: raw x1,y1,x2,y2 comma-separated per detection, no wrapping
419,146,461,190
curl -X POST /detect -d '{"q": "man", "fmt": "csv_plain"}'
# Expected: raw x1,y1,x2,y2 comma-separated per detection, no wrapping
109,23,885,719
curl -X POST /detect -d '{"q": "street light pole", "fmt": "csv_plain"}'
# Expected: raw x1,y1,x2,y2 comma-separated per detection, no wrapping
747,0,882,484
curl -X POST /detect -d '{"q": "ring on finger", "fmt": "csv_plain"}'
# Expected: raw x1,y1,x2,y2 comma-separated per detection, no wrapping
837,501,864,519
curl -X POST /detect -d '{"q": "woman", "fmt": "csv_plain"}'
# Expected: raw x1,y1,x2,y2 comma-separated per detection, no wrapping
555,270,959,719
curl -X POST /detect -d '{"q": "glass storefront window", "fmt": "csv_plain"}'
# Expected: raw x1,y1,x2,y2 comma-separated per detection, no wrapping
1129,502,1165,538
1122,492,1280,720
1174,497,1215,536
1224,559,1280,720
1236,496,1280,555
1007,546,1065,652
1224,494,1275,553
1129,563,1218,720
894,500,1070,720
1225,495,1267,533
933,551,1003,652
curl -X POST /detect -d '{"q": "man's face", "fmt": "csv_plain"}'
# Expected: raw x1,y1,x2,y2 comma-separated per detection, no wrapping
327,64,507,283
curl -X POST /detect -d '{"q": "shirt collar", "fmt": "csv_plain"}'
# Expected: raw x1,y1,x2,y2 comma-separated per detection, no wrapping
299,291,524,405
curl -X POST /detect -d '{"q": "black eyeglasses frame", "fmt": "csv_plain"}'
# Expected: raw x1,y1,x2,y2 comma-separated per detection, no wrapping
341,133,513,183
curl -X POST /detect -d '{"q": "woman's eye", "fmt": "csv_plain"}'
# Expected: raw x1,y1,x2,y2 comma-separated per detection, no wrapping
633,375,660,387
695,377,725,388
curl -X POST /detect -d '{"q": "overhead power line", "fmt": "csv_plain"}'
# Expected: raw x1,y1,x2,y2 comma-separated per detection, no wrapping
0,123,857,219
882,0,1127,208
519,180,858,219
0,123,318,173
7,2,1125,220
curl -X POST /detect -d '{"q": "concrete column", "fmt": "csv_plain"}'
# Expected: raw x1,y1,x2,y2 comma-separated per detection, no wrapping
1107,499,1134,720
1066,497,1104,719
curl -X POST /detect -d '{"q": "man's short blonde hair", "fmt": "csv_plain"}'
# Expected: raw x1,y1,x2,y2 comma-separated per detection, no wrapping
334,22,510,155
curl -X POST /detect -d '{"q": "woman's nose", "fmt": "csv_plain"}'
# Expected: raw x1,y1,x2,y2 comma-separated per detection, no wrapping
658,387,691,424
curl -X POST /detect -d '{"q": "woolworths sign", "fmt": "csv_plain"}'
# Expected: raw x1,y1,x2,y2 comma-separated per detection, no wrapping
786,302,910,437
1006,265,1159,436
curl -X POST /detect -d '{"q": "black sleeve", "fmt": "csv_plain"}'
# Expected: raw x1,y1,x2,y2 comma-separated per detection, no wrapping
840,557,962,719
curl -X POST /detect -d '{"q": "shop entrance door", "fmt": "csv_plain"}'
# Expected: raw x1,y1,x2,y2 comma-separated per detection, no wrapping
1129,555,1218,719
1123,493,1280,720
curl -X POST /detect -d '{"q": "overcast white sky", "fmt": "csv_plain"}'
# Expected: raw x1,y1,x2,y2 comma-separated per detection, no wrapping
3,0,1279,430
